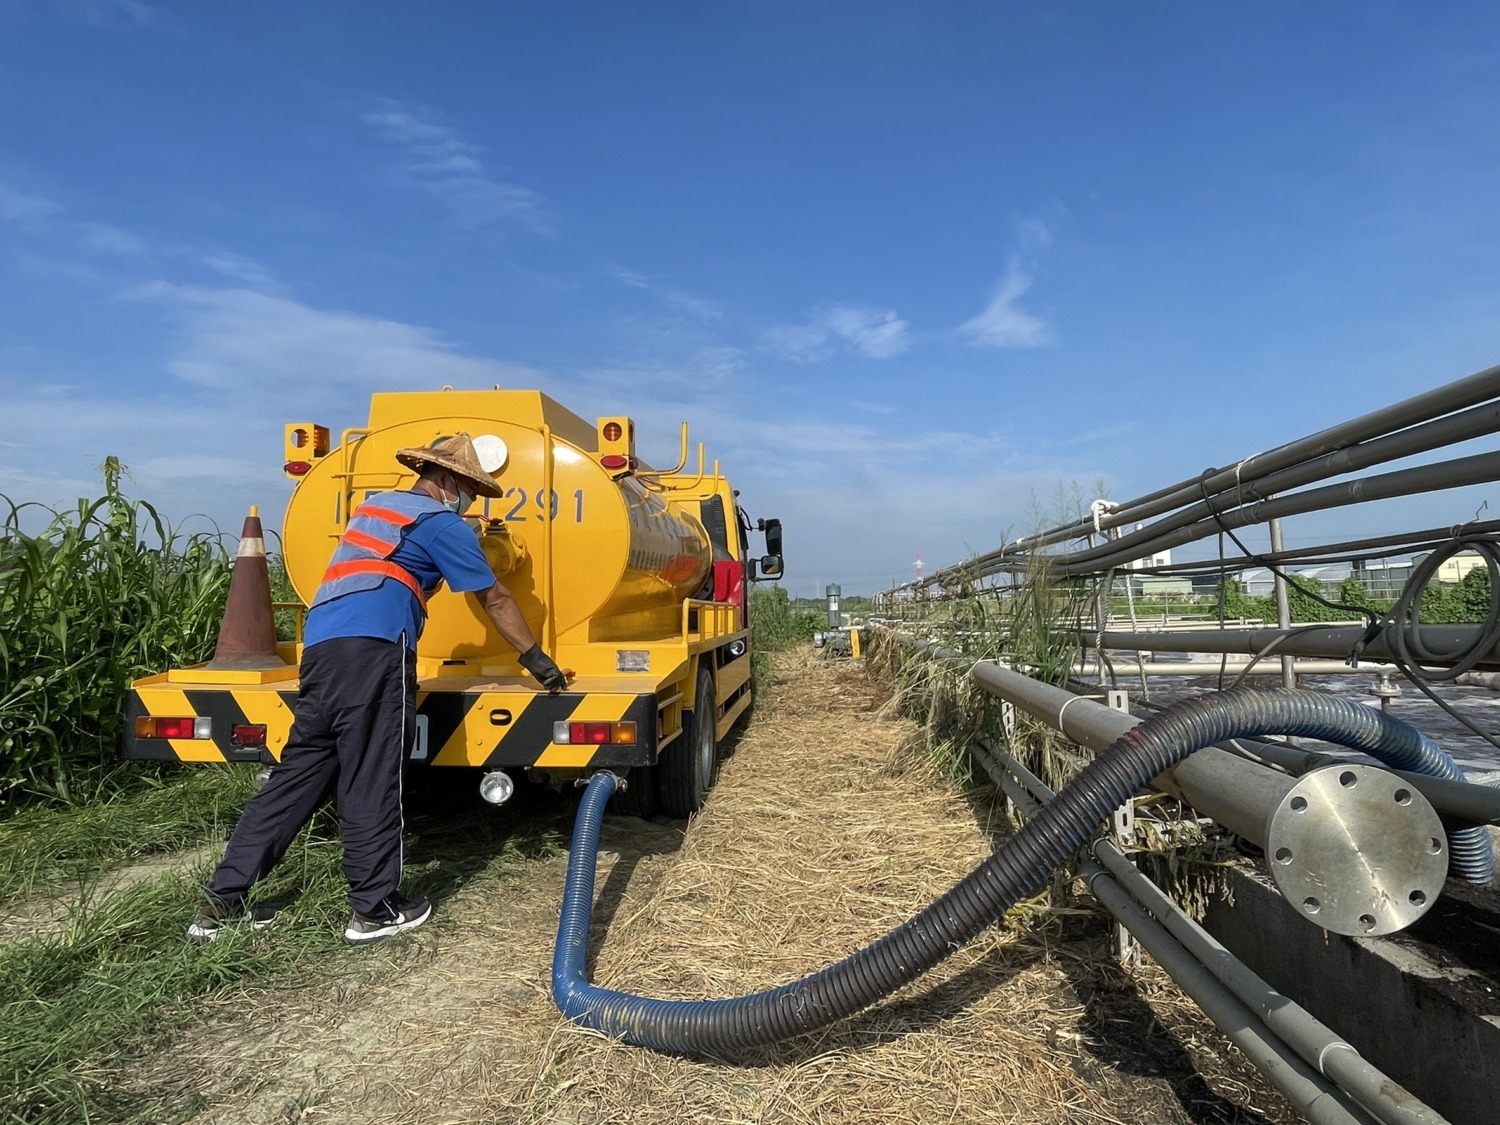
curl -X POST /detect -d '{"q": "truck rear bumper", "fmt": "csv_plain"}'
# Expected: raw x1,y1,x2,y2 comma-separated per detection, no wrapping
124,675,659,770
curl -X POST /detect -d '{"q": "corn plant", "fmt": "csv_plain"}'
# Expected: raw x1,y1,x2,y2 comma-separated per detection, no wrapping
0,459,231,811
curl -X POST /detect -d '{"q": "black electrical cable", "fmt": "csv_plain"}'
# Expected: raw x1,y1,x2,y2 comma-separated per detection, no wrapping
1382,536,1500,755
1196,469,1500,755
1194,472,1383,662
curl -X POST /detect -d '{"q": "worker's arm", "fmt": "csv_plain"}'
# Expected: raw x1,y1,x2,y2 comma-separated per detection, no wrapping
477,582,572,690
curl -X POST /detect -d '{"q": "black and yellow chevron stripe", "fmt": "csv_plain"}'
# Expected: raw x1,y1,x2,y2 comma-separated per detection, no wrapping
124,684,658,770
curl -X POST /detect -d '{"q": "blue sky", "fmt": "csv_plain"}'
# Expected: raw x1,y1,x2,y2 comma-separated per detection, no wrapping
2,2,1499,595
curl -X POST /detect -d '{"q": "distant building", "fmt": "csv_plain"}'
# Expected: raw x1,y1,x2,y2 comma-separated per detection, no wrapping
1354,558,1412,599
1240,567,1276,598
1133,575,1194,597
1237,564,1350,598
1411,550,1484,585
1120,540,1191,597
1126,546,1172,570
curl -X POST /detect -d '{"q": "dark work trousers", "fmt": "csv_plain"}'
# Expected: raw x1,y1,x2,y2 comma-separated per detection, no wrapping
207,636,415,916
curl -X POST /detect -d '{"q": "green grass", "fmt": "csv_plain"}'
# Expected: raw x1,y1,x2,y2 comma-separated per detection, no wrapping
749,585,821,686
0,785,569,1125
0,766,258,907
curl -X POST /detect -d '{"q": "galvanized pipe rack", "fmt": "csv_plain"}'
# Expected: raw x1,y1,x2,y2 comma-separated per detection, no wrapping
903,363,1500,591
901,640,1453,1121
973,735,1445,1125
1091,624,1500,671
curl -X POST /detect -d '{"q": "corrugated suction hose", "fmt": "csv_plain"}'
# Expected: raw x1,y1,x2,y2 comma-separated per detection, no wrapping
553,687,1492,1055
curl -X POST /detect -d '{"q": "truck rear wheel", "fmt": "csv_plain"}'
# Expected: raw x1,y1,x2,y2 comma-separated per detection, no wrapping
660,668,717,817
611,763,659,818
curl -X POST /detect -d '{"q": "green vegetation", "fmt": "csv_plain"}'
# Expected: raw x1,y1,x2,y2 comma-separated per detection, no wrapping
750,584,821,650
0,790,567,1125
748,584,821,685
1211,568,1495,625
0,766,258,906
1411,565,1494,623
0,461,232,812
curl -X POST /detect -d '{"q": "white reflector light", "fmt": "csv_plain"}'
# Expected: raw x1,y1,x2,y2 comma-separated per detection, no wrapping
478,770,515,806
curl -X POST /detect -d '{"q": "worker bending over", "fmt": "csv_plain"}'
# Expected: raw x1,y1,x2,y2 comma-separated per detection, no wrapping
189,433,570,944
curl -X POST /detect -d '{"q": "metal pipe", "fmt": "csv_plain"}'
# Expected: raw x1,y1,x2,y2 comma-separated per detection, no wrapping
921,364,1500,586
1092,624,1500,669
1071,660,1387,676
1082,871,1386,1125
969,659,1482,887
976,744,1394,1125
1220,738,1500,827
987,398,1500,580
924,641,1500,825
1140,519,1500,576
923,444,1500,587
977,740,1446,1125
972,662,1297,844
1269,517,1298,691
1046,449,1500,577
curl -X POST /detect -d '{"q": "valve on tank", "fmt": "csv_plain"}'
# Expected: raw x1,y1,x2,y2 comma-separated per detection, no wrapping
478,519,527,578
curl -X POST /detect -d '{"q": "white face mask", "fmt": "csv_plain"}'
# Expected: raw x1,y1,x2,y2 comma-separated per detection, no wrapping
443,479,472,515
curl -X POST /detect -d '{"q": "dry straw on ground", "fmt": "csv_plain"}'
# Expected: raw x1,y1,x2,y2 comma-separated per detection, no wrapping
130,648,1296,1125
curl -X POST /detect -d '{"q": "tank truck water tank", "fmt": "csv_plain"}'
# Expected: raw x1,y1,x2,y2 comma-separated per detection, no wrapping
280,390,712,663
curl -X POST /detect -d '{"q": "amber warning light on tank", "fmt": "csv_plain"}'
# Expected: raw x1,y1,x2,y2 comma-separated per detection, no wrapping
597,415,637,473
282,421,331,478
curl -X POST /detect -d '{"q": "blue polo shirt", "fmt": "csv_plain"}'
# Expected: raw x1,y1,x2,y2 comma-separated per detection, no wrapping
303,504,497,651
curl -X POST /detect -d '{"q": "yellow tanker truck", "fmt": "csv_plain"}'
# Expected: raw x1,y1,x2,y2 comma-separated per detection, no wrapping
122,387,783,817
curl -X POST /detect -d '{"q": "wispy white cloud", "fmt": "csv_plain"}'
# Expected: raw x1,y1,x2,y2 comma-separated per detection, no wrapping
605,263,723,321
605,264,652,289
760,304,911,362
0,278,553,522
662,289,723,321
52,0,159,29
121,281,545,407
1016,216,1053,252
960,217,1056,349
959,257,1053,349
1055,421,1141,447
0,184,63,224
73,220,146,255
201,251,279,292
0,182,151,261
360,101,553,233
578,346,746,406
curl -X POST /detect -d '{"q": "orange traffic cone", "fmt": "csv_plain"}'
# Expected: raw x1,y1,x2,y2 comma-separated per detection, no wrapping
205,506,286,670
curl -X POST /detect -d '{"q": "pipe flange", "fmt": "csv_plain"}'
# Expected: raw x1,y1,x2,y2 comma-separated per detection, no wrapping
1265,763,1446,937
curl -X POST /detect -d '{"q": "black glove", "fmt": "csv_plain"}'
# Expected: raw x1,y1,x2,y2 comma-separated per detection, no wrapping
518,644,567,692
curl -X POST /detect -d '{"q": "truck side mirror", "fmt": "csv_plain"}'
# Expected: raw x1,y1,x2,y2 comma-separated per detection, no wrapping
763,518,782,557
759,554,784,579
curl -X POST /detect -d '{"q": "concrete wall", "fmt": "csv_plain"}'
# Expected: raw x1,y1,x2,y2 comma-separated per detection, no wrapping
1201,867,1500,1125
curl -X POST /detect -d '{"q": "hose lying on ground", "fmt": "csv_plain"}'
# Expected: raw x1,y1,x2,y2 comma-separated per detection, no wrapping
553,687,1492,1055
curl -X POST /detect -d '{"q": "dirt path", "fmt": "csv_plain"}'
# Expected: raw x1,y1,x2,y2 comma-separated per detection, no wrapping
123,650,1298,1125
0,843,219,946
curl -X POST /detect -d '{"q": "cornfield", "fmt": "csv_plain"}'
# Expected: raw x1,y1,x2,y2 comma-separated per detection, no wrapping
0,459,232,811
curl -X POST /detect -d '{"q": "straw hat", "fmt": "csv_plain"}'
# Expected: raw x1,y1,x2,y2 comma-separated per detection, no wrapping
395,432,504,498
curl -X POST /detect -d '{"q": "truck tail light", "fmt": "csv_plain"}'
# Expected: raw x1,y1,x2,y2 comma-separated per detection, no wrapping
551,721,637,746
231,724,267,747
135,716,212,740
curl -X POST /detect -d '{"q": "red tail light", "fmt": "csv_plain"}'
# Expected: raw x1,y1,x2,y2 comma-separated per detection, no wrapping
231,724,267,747
554,721,637,746
135,716,212,740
